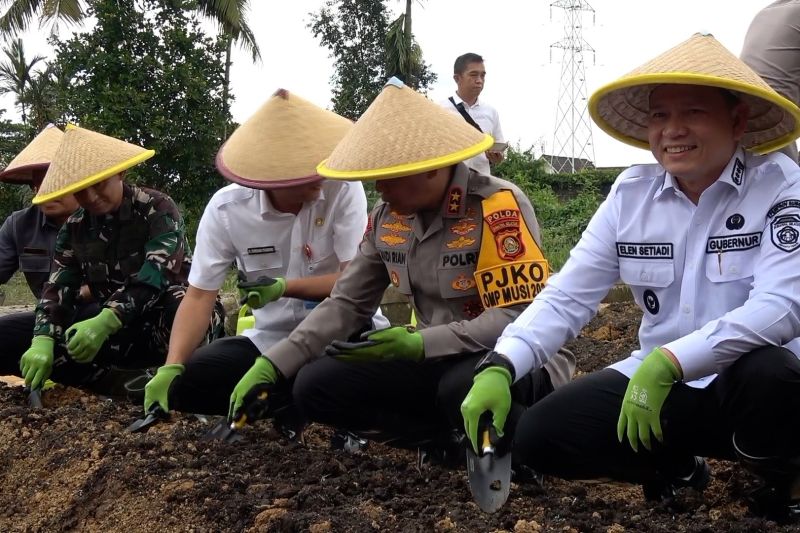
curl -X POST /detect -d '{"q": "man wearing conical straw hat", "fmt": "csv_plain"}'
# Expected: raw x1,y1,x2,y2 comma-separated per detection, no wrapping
228,77,575,461
13,125,220,396
461,33,800,520
0,126,84,380
0,125,78,299
141,89,388,421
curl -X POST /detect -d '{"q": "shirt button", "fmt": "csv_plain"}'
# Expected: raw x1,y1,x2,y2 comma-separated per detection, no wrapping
640,272,650,282
682,305,691,314
729,266,739,275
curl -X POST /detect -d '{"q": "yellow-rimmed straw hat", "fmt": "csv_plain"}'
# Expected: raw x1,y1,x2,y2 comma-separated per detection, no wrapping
589,32,800,154
318,77,494,180
32,125,154,205
0,125,63,185
216,88,353,189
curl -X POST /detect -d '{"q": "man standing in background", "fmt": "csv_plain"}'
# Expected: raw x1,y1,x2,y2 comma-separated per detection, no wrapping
440,53,506,175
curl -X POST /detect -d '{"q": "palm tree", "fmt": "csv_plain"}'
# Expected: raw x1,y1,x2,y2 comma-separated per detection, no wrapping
0,37,45,125
0,0,83,35
385,0,431,90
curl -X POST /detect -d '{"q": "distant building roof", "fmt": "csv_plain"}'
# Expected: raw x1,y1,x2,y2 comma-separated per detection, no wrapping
540,154,595,173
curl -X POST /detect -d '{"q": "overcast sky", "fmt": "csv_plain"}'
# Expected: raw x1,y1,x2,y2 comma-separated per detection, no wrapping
2,0,768,168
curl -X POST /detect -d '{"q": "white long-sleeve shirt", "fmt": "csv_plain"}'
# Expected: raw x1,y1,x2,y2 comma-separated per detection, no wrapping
495,148,800,387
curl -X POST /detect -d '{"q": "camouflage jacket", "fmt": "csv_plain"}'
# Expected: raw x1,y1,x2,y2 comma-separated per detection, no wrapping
34,183,192,338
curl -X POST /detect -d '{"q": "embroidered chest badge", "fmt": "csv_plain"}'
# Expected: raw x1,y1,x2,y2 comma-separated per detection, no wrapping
451,218,477,236
390,270,400,286
446,236,476,249
451,274,476,291
485,208,526,260
381,220,412,232
380,233,408,247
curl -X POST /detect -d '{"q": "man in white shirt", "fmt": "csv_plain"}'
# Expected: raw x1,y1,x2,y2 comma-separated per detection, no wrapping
439,53,505,175
460,33,800,521
142,89,386,418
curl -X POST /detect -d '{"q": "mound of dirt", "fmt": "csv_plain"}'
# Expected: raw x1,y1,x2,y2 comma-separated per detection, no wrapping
0,303,793,532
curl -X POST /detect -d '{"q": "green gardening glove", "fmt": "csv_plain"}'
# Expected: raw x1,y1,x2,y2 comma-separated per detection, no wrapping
237,275,286,309
143,363,185,413
20,336,55,390
617,347,681,452
65,308,122,363
228,356,279,423
460,366,512,454
324,326,424,363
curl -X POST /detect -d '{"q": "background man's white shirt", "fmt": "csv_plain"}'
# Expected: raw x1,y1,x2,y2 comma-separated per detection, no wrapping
439,94,504,175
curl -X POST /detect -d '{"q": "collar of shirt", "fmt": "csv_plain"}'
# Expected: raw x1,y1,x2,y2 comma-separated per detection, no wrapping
257,187,327,217
654,145,747,201
452,92,482,110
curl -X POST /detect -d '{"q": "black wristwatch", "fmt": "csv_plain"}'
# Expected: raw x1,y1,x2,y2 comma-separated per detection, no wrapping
474,350,516,382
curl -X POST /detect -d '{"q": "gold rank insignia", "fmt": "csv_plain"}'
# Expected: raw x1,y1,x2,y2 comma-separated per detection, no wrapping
390,270,400,286
451,274,476,291
381,220,412,232
446,186,463,215
380,233,407,247
451,218,477,236
446,236,476,249
315,217,325,227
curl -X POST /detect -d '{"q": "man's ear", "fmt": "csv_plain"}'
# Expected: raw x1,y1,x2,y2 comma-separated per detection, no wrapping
732,101,750,142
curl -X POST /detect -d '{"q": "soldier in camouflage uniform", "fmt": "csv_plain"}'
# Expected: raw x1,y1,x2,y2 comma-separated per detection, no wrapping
13,126,223,392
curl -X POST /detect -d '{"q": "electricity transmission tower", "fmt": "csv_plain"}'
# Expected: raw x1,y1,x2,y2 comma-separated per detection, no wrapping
550,0,596,173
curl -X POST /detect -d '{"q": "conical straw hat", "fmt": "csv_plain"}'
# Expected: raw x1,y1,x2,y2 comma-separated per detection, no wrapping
32,125,154,205
216,88,353,189
589,33,800,154
0,125,63,184
318,77,494,180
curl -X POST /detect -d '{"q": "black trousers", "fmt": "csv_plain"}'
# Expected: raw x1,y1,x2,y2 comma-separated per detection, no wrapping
293,352,554,448
0,288,223,388
172,336,264,416
513,346,800,484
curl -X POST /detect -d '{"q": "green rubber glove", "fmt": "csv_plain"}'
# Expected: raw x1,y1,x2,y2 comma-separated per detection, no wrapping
228,356,279,422
20,336,55,390
617,347,681,452
325,326,424,363
460,366,512,454
143,363,185,413
237,277,286,309
65,308,122,363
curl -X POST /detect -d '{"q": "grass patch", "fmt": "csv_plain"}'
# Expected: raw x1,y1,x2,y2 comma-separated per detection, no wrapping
2,271,37,306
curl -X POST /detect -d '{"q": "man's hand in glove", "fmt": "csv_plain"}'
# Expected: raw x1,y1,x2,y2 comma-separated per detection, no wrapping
143,363,185,413
65,308,122,363
325,326,424,363
228,356,279,424
461,366,512,454
237,272,286,310
617,347,682,452
20,336,55,390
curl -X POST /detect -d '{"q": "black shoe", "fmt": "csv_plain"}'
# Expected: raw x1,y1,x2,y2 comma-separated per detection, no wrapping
642,456,710,502
330,430,368,453
746,484,800,524
511,463,544,486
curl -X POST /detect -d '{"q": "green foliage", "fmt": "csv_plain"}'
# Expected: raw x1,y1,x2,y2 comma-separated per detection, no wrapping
492,146,615,271
50,0,232,241
309,0,435,120
0,113,34,219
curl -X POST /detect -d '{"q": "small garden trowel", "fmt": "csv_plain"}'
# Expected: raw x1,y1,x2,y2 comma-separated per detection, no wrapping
466,417,512,513
126,405,168,433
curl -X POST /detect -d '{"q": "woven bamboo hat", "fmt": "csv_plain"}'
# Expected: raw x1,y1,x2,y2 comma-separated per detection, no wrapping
32,125,155,205
318,77,494,180
216,88,353,189
0,125,63,185
589,33,800,154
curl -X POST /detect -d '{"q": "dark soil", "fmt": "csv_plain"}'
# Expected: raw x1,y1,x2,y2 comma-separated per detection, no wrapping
0,303,792,532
